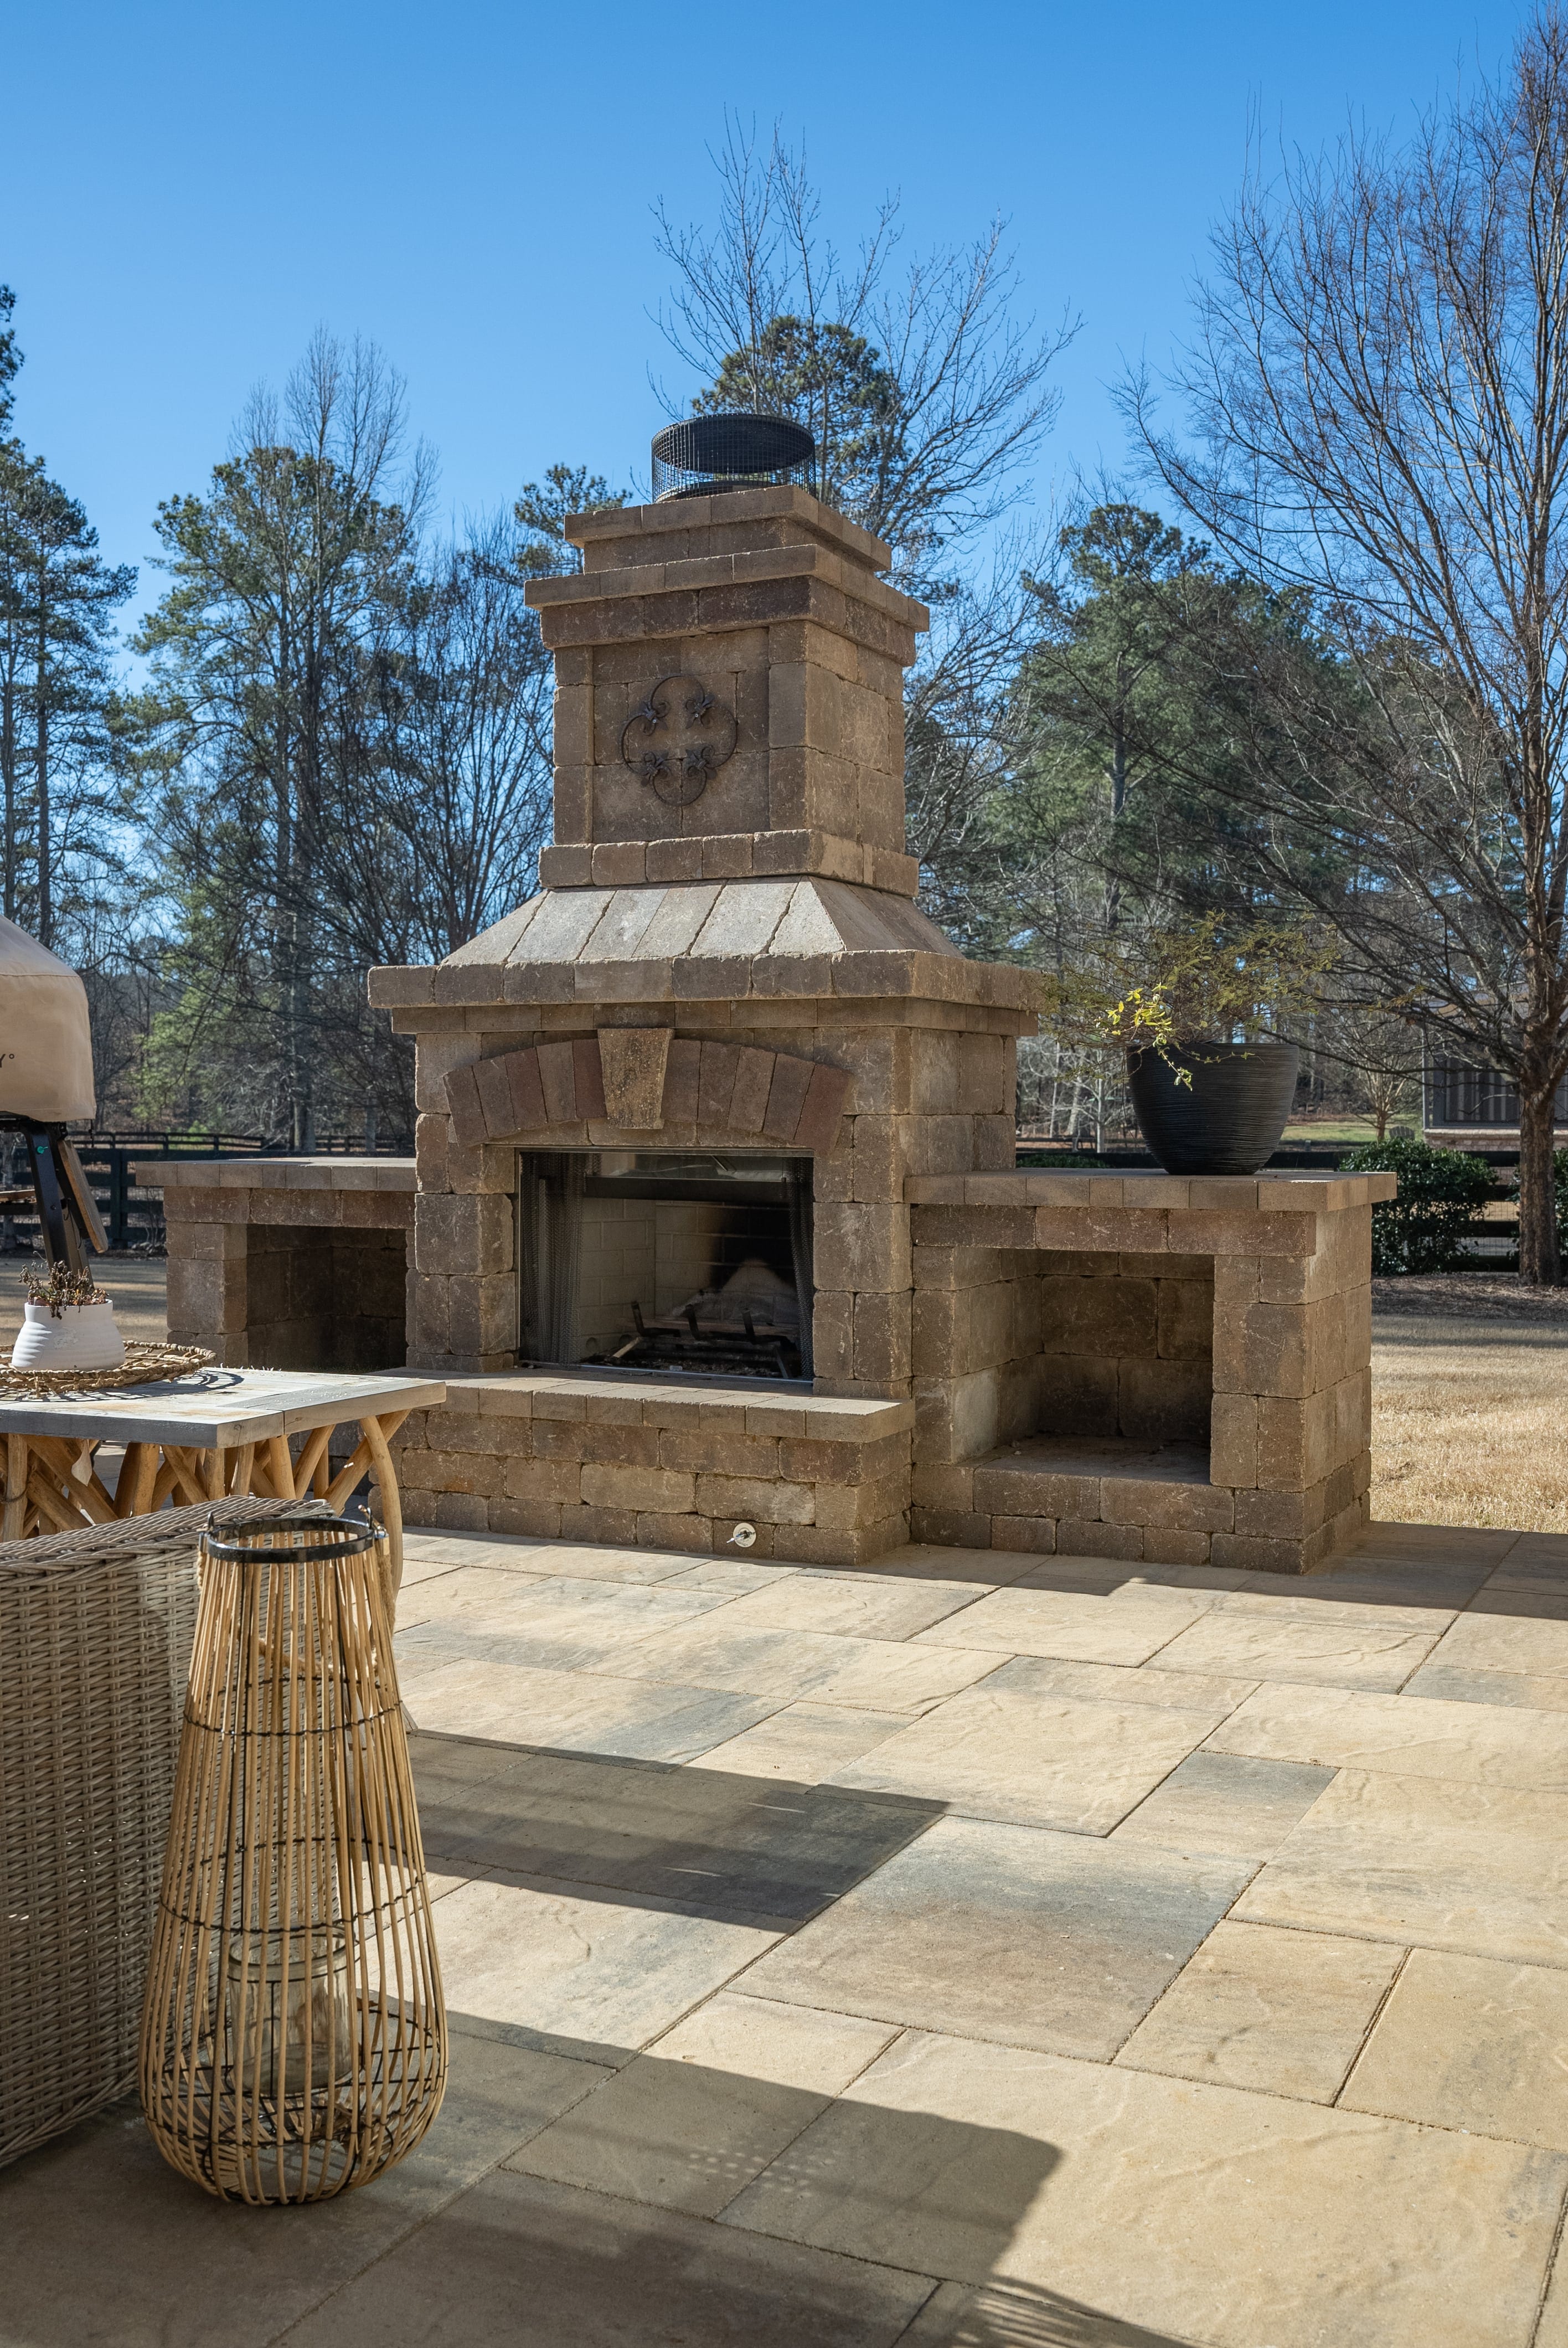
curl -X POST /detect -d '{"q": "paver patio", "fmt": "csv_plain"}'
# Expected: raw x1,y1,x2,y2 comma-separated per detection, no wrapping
8,1520,1568,2347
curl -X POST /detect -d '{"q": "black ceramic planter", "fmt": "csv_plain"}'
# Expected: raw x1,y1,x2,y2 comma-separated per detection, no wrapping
1127,1041,1301,1176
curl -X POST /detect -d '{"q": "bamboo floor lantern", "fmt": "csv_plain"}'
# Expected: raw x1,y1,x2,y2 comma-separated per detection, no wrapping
140,1513,447,2203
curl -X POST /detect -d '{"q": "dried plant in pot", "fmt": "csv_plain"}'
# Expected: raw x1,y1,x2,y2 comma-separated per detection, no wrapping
1044,921,1331,1177
11,1264,125,1373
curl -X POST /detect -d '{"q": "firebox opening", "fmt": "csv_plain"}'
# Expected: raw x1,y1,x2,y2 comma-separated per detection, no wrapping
517,1151,813,1383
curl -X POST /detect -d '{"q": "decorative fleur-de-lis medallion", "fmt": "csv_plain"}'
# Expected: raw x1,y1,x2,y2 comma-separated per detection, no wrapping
620,674,738,806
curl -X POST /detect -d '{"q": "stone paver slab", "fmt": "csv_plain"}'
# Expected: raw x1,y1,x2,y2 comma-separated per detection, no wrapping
1343,1947,1568,2150
511,1994,897,2217
404,1655,780,1762
1536,2253,1568,2348
1148,1606,1443,1692
1112,1749,1336,1858
693,1702,914,1783
0,2030,610,2348
663,1558,801,1595
1218,1582,1463,1630
985,1653,1258,1712
612,1620,1002,1713
277,2168,935,2348
828,1681,1230,1835
910,1585,1211,1667
1403,1661,1568,1711
1235,1768,1568,1964
1207,1677,1568,1790
1115,1918,1400,2101
721,2028,1566,2348
711,1571,982,1642
1420,1599,1568,1681
739,1815,1254,2057
415,1747,938,1920
433,1869,781,2062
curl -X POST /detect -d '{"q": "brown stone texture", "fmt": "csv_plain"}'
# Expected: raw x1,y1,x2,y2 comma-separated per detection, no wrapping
597,1026,672,1127
159,1189,413,1373
391,1378,914,1567
442,1031,850,1156
906,1176,1376,1573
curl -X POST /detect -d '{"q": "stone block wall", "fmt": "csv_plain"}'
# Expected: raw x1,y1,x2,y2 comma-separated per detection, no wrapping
141,1160,416,1371
387,1376,914,1567
242,1224,408,1371
401,998,1020,1390
905,1170,1392,1574
1035,1251,1215,1444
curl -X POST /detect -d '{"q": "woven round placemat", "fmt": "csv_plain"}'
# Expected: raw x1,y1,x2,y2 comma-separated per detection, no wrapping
0,1340,215,1400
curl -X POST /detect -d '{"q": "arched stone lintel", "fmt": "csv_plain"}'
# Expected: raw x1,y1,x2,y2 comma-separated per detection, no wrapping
444,1029,851,1156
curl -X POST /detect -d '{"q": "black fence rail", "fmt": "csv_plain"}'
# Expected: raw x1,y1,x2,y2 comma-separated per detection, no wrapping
0,1129,413,1254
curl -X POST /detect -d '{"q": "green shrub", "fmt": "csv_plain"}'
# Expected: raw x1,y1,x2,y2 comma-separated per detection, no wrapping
1340,1138,1494,1274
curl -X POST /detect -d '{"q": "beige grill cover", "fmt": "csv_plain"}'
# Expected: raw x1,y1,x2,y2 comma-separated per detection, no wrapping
0,918,96,1121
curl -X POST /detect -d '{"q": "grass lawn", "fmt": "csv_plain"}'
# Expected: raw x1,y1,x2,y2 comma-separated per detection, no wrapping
1371,1278,1568,1532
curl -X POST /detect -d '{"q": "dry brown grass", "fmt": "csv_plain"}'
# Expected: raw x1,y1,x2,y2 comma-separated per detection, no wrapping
1372,1314,1568,1531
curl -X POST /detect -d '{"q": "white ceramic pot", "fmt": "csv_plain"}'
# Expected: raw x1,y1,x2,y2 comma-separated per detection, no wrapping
11,1296,125,1373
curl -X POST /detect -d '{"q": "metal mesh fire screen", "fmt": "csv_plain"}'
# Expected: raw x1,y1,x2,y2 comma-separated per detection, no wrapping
518,1150,814,1381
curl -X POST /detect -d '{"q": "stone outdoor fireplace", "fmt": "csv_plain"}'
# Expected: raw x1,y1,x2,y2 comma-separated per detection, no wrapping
145,435,1390,1574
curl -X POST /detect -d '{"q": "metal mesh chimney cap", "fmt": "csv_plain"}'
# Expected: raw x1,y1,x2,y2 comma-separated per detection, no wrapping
651,411,816,502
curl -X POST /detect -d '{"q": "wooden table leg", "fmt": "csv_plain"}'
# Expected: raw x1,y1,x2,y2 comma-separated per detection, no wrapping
203,1445,225,1502
268,1434,296,1502
3,1433,29,1541
231,1441,255,1497
358,1414,404,1601
293,1424,332,1499
115,1441,159,1518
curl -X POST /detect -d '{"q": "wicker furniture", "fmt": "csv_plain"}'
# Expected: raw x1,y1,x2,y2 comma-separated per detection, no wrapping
140,1513,446,2203
0,1368,445,1589
0,1496,333,2171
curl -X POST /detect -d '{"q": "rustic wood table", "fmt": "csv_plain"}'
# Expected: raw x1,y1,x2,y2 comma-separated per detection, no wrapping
0,1368,445,1587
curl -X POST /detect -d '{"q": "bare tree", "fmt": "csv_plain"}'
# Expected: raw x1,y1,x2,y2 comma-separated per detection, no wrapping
1133,9,1568,1280
654,120,1074,584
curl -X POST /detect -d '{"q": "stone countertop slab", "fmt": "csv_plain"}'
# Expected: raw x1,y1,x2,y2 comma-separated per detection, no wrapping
440,1373,917,1442
138,1155,416,1190
905,1167,1396,1211
0,1366,445,1445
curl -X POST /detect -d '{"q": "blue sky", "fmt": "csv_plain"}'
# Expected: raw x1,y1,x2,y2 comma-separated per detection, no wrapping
3,0,1536,626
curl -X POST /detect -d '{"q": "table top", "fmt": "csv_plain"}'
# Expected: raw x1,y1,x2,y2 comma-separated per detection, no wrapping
0,1368,446,1447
